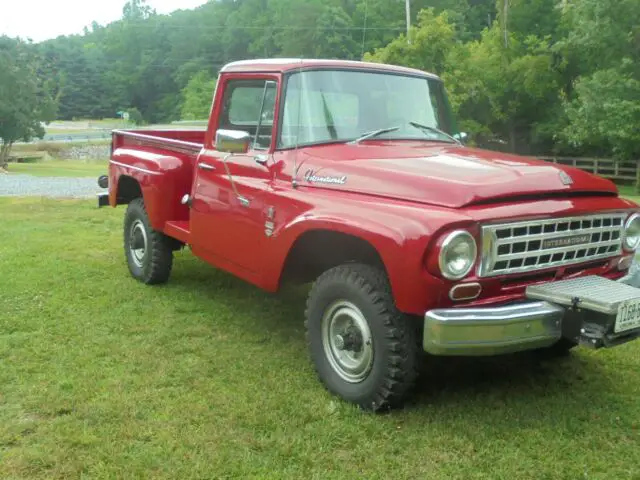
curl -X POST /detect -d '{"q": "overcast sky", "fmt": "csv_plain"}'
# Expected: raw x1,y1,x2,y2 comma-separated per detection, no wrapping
1,0,208,42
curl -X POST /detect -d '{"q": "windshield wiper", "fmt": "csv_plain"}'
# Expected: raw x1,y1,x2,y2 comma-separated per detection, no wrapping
349,126,400,145
320,93,338,140
408,121,460,144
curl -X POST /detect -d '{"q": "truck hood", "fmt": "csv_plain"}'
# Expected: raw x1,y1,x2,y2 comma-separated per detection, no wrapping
296,142,618,208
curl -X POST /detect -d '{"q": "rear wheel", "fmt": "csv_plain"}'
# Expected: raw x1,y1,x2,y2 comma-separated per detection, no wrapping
123,198,173,284
305,263,422,411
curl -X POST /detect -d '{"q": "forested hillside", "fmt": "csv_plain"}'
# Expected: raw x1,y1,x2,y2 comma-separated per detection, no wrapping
26,0,640,158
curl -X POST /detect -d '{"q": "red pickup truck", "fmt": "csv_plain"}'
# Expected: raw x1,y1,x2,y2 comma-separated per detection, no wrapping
98,59,640,411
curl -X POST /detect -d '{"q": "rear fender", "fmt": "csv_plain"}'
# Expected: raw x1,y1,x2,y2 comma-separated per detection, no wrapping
109,148,193,230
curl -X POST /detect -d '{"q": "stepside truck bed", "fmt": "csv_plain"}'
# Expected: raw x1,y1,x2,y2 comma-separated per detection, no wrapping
108,129,206,241
111,129,206,156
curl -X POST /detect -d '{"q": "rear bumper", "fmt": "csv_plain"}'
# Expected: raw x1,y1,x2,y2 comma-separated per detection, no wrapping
97,192,109,208
97,175,109,208
423,274,640,356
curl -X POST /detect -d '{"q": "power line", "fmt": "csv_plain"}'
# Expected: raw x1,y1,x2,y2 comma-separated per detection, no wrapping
58,23,407,32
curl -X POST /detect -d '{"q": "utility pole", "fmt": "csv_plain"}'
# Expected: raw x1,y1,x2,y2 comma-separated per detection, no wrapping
503,0,509,47
405,0,411,44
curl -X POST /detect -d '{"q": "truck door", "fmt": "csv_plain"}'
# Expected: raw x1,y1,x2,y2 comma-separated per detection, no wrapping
190,76,278,279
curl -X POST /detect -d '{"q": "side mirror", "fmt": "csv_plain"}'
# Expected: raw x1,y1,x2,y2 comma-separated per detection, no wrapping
215,129,251,154
453,132,469,143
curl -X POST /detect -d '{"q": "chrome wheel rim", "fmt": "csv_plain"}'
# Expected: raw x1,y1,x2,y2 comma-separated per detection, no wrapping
321,300,374,383
129,219,148,268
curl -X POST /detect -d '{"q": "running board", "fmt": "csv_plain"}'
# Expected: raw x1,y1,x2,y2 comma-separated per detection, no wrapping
164,220,191,244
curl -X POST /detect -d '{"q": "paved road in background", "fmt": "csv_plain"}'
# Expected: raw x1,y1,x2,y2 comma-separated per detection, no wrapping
41,132,112,142
19,122,207,144
14,132,112,145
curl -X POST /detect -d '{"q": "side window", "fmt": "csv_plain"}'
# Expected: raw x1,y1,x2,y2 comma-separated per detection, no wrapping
220,79,277,150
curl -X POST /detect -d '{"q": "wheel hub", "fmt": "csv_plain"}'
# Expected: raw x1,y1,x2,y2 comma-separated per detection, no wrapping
334,328,363,352
132,229,145,250
321,300,374,383
129,220,148,268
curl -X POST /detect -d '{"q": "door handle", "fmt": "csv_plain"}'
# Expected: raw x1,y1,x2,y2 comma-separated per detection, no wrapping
238,196,250,207
254,154,269,166
198,162,216,171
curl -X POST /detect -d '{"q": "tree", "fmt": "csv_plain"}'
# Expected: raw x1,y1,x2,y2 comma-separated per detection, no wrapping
0,37,57,170
557,0,640,160
563,63,640,160
311,6,359,59
127,107,144,126
363,8,459,75
416,0,496,41
181,71,217,120
364,5,563,154
447,26,562,153
559,0,640,75
506,0,560,40
122,0,155,21
9,0,639,163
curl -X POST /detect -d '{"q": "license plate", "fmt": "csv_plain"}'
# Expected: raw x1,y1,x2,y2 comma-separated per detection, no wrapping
616,299,640,333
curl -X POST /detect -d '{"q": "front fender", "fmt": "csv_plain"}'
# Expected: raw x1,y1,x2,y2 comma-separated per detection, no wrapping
264,201,471,314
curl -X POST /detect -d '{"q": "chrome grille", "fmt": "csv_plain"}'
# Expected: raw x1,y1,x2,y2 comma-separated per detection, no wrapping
479,213,626,277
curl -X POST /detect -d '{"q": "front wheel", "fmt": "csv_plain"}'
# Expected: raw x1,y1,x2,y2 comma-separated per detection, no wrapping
123,198,173,285
305,264,423,411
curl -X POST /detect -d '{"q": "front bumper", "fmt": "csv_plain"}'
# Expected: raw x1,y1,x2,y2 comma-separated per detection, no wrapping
423,273,640,356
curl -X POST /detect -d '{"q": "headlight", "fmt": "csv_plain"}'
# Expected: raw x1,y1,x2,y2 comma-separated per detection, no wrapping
623,213,640,251
438,230,478,280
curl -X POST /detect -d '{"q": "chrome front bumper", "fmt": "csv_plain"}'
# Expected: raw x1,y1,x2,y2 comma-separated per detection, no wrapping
424,301,565,355
423,272,640,356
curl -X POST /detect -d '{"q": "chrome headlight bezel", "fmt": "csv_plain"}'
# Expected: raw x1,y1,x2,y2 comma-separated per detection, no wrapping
623,213,640,252
438,230,478,280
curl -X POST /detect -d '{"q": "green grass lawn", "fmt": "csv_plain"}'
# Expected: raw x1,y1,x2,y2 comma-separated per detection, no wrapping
618,185,640,204
8,160,108,178
1,198,639,479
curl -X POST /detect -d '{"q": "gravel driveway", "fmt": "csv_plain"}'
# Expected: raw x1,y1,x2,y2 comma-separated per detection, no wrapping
0,174,103,198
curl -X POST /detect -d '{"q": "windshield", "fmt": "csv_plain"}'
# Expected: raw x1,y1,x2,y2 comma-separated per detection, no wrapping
278,69,457,148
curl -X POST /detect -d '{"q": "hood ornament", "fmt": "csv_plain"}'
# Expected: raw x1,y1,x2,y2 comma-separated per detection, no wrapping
559,171,573,185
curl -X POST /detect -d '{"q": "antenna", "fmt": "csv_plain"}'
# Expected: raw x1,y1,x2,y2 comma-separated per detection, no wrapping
291,58,303,189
